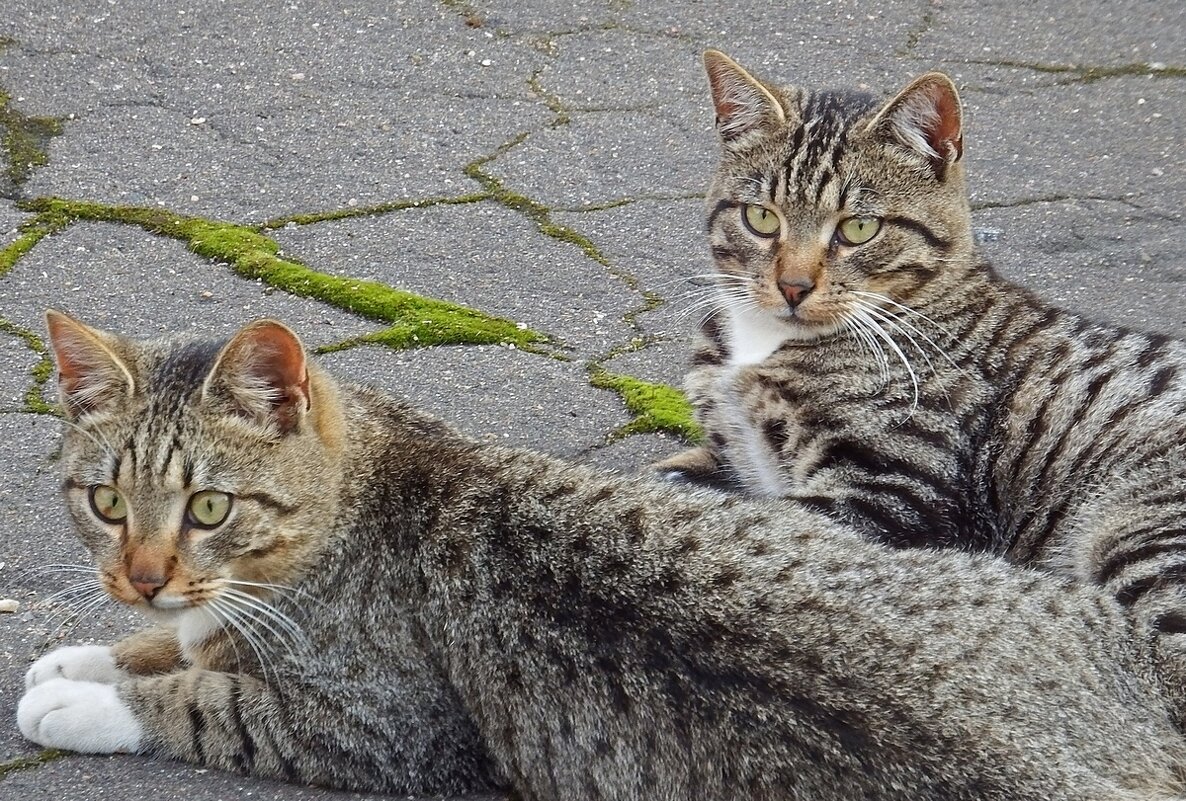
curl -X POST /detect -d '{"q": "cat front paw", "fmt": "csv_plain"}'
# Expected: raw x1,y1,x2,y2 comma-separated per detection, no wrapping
25,645,127,689
17,678,143,753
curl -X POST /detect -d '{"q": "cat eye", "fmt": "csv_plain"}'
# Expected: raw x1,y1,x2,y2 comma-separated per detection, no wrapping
836,217,882,246
89,484,128,524
742,204,781,237
187,491,233,529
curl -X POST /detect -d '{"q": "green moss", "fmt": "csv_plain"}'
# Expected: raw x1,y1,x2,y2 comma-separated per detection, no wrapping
0,83,65,193
259,192,491,229
588,366,701,441
898,8,936,56
0,749,64,779
528,71,572,127
19,197,550,353
0,315,59,415
464,140,619,276
0,211,71,277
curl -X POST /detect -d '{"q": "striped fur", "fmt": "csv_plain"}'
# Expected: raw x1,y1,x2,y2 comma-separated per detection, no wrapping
20,312,1186,799
662,51,1186,711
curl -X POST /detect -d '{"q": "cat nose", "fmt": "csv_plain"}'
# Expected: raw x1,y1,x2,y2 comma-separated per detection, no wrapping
130,572,167,600
778,277,815,308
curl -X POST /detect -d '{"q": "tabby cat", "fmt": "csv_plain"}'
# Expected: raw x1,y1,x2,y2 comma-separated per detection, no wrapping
16,311,1186,799
658,51,1186,711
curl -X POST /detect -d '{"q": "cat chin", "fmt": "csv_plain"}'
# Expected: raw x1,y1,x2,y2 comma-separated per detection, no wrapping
775,318,842,343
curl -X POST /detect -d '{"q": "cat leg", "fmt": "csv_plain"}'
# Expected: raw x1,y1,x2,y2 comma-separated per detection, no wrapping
25,627,184,690
652,445,722,482
25,645,126,688
17,677,142,753
19,666,498,794
111,626,184,675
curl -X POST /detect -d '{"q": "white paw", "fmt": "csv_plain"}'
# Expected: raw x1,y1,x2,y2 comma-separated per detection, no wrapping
18,679,143,753
25,645,127,689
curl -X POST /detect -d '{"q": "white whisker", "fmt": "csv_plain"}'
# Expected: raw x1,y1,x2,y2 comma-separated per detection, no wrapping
207,596,282,684
849,306,921,412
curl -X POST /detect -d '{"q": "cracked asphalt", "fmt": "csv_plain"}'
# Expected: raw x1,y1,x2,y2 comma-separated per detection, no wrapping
0,1,1183,799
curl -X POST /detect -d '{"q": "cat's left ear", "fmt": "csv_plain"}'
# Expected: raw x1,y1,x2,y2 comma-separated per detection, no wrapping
203,319,310,436
865,72,963,178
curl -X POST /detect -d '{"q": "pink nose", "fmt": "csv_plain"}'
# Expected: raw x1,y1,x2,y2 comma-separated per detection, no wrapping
130,573,167,600
778,277,815,308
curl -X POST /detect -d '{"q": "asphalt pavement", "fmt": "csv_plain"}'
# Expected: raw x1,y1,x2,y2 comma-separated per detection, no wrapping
0,1,1183,799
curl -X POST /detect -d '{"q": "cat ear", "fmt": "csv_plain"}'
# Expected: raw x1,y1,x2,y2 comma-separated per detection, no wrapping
202,319,310,435
703,50,787,141
865,72,963,176
45,309,136,420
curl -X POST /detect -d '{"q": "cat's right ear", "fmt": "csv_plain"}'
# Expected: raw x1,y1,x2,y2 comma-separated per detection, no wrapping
202,319,310,436
45,309,136,421
703,50,786,142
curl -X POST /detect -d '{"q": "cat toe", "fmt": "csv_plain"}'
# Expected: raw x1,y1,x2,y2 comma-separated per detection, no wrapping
25,645,126,689
18,678,143,754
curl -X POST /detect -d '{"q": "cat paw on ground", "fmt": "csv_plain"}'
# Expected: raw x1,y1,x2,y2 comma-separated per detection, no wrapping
17,677,143,753
25,644,127,688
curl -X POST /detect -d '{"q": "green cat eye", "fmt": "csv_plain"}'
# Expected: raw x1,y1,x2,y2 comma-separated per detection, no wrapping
836,217,882,246
89,485,127,524
742,204,781,237
187,491,233,529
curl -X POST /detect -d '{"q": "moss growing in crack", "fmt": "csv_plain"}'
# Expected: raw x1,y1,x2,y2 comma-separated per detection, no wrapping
0,316,58,415
0,87,65,195
0,749,64,779
0,210,70,277
259,192,491,229
464,142,622,277
528,71,572,127
589,366,701,441
976,59,1186,84
20,197,550,354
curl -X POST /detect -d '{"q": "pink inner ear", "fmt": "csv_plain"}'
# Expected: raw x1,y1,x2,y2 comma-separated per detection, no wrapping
46,314,92,387
927,84,963,161
218,321,311,433
706,62,742,124
45,312,132,416
250,323,309,399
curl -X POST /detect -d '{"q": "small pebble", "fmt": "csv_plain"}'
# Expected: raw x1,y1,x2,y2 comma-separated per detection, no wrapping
0,599,20,613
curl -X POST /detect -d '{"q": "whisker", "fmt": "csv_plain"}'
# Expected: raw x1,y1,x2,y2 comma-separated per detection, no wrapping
219,579,326,608
207,596,281,684
855,301,938,377
218,588,311,660
841,315,890,389
850,306,920,412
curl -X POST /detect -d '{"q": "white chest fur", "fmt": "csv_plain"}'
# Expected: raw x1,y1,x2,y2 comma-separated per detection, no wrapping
717,306,791,496
723,305,792,368
175,608,220,655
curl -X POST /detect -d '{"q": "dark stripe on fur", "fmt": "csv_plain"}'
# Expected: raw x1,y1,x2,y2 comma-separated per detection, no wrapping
239,492,299,516
707,200,736,231
1097,535,1186,587
884,217,951,252
1116,562,1186,608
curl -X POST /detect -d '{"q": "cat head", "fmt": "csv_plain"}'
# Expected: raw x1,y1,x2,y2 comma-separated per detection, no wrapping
702,50,974,342
45,311,345,640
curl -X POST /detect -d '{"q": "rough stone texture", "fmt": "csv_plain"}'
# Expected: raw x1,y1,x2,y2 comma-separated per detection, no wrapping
0,0,1183,798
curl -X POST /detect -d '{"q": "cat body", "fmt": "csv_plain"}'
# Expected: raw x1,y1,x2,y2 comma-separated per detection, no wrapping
17,312,1186,800
660,52,1186,706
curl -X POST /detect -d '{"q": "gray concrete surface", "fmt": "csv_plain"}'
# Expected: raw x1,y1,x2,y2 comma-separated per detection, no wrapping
0,0,1183,798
